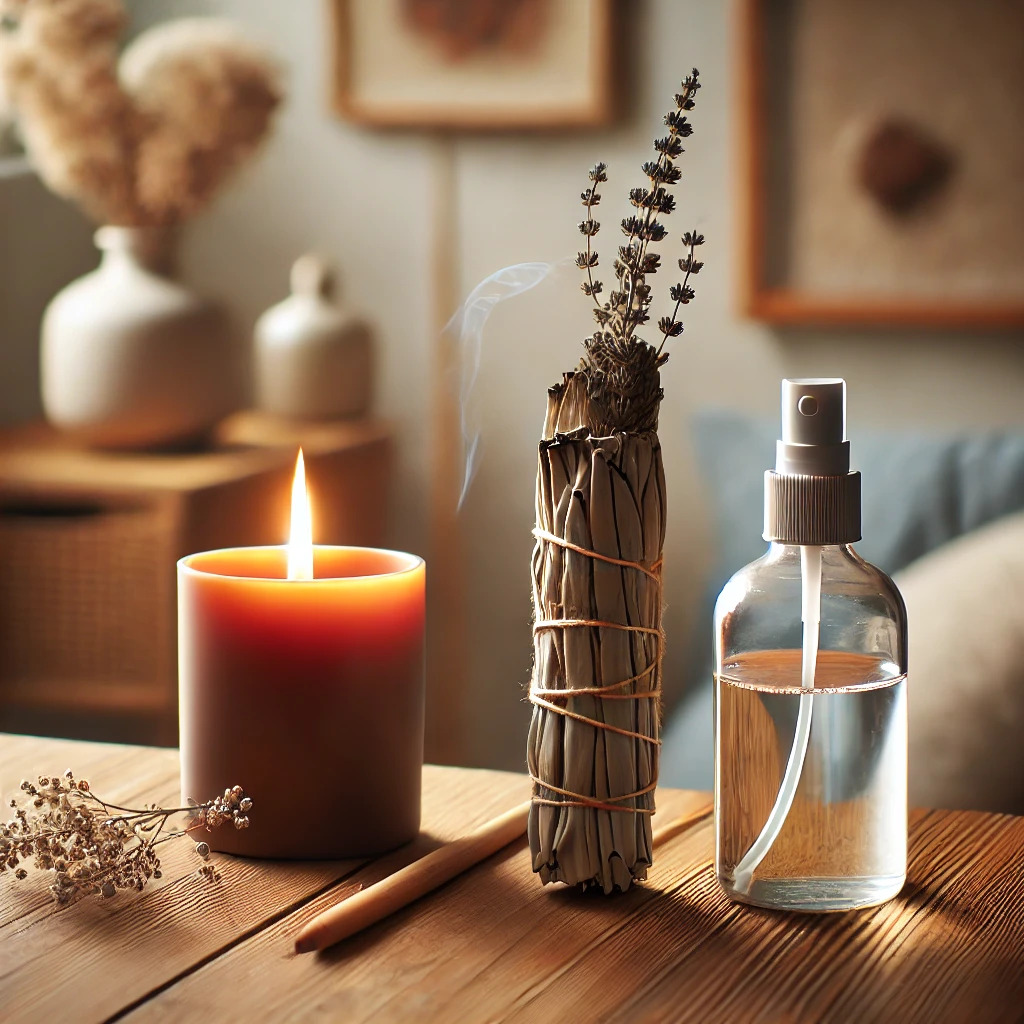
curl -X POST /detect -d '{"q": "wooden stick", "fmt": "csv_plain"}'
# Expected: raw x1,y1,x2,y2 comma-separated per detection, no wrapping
294,800,531,954
652,800,714,847
293,796,715,954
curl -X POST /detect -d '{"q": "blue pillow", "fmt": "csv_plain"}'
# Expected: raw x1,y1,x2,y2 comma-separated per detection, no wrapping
661,410,1024,790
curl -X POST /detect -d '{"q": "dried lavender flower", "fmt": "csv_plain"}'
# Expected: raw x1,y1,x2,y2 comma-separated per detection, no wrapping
575,69,706,434
0,770,252,906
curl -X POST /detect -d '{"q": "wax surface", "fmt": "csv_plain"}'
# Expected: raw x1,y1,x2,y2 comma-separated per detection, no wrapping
178,546,425,859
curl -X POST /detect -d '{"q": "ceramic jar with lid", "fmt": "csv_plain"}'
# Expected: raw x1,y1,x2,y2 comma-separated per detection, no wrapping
254,254,373,420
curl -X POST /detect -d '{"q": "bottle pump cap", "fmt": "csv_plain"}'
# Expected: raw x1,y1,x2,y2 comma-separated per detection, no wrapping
764,378,861,545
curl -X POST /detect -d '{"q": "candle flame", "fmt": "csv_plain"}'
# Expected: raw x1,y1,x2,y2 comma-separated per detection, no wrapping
287,449,314,580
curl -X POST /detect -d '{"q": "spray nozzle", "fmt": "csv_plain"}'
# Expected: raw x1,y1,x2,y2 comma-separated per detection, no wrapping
776,378,851,476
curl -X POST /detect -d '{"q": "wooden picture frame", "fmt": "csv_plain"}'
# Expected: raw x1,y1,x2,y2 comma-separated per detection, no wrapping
330,0,614,131
738,0,1024,329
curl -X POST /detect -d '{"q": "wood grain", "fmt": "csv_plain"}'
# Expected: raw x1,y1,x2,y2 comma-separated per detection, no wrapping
0,735,528,1023
293,800,531,953
125,788,715,1024
2,735,1022,1024
748,287,1024,330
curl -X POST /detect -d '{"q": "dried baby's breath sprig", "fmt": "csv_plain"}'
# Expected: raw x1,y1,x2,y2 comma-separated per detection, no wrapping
574,68,705,435
1,770,252,905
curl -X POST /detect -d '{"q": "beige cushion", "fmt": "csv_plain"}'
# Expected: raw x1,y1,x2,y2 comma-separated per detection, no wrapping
896,512,1024,814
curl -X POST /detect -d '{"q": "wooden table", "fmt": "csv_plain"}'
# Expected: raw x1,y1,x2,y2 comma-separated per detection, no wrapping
2,734,1022,1023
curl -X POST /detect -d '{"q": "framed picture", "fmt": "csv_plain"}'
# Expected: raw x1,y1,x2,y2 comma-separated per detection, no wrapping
330,0,614,130
739,0,1024,329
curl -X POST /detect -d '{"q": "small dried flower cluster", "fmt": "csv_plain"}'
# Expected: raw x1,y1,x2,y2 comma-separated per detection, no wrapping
573,69,706,434
1,770,251,905
187,786,252,883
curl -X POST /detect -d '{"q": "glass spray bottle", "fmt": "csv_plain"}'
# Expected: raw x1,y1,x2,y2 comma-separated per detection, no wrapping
714,378,908,911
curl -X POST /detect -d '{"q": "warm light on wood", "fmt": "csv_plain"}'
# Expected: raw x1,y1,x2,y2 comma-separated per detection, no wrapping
292,797,715,955
294,800,532,954
4,734,1022,1020
287,448,313,580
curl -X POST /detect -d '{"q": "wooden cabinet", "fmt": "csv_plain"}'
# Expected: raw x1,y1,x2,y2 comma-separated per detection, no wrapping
0,414,394,745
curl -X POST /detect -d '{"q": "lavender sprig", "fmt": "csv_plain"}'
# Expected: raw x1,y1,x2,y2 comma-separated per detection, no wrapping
570,68,706,435
577,68,706,366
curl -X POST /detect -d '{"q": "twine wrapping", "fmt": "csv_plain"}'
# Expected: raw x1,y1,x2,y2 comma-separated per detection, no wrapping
531,530,664,751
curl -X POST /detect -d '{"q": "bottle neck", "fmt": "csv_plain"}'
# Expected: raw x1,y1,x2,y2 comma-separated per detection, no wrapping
764,541,862,566
767,541,854,551
95,226,176,276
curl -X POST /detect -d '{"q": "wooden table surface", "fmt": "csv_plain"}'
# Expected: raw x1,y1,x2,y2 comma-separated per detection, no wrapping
2,734,1022,1023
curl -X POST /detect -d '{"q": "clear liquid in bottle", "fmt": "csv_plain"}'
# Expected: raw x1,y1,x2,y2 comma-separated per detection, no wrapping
716,650,907,911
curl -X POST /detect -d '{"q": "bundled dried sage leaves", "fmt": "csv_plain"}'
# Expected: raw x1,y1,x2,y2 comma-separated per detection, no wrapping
527,71,705,893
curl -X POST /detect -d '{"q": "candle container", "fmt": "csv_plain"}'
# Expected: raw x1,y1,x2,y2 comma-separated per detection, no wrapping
178,545,425,859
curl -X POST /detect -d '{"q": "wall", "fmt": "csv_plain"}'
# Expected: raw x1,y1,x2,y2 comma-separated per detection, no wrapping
6,1,1022,770
0,165,95,424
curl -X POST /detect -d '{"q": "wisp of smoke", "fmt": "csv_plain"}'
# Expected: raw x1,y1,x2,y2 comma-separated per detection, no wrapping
445,259,568,509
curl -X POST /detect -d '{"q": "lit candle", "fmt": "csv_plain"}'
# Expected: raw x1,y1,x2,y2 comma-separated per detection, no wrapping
178,451,425,858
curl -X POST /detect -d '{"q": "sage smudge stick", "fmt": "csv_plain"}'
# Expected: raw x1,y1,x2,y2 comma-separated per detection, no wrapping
527,71,705,892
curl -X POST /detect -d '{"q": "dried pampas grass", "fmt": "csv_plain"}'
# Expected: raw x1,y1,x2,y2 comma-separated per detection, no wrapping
0,0,282,226
0,0,139,223
122,19,281,224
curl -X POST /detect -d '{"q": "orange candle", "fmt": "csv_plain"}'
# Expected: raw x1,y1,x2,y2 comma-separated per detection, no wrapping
177,452,425,859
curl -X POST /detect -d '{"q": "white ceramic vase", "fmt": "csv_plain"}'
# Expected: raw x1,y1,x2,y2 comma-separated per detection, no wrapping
41,226,241,449
254,253,373,420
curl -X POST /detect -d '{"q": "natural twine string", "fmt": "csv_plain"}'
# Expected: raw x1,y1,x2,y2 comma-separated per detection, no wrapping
529,528,664,815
